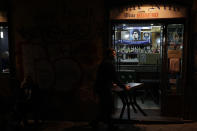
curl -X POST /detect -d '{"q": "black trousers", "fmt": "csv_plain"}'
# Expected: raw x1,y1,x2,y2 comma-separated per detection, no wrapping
96,91,113,124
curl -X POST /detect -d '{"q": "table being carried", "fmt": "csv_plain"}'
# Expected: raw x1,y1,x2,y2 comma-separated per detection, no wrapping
112,82,147,120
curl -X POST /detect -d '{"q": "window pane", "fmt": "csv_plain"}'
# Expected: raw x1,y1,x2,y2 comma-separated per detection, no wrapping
167,24,184,94
0,26,9,73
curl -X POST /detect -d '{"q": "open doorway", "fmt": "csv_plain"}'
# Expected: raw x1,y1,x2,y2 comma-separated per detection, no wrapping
112,23,163,120
111,22,185,121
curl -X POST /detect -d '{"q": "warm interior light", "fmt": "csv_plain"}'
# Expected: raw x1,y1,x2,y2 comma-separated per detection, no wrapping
156,38,160,44
124,34,129,39
126,27,151,30
0,32,3,38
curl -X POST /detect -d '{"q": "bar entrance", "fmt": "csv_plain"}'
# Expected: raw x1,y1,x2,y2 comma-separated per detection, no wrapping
111,22,185,121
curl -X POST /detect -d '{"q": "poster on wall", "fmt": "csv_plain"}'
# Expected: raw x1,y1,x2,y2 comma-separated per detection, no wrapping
168,29,183,45
116,27,151,45
130,29,141,41
167,24,184,50
143,32,151,41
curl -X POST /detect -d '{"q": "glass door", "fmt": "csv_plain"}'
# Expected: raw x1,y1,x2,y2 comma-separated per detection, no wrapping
112,23,164,114
111,22,185,119
167,24,184,94
161,23,185,117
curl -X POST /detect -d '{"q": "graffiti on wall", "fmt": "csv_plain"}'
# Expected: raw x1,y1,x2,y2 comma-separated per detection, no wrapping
15,4,105,103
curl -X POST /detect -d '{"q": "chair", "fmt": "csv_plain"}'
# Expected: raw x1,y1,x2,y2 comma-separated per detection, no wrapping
118,70,136,83
113,70,136,119
118,70,145,104
114,90,131,119
113,70,147,119
116,70,146,118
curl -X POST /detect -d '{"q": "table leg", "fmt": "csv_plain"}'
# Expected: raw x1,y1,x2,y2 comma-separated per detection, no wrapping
133,93,147,116
128,95,137,113
118,94,126,119
117,92,131,120
125,95,130,120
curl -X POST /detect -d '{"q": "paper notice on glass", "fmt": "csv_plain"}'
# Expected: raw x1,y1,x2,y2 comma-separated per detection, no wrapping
169,78,176,84
169,58,180,72
139,53,146,64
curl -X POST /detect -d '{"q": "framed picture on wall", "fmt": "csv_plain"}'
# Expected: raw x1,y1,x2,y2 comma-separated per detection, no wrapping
130,29,141,41
143,32,150,41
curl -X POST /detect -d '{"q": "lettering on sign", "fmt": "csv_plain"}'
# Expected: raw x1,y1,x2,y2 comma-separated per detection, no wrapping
124,13,135,18
110,5,187,20
124,12,159,18
136,12,158,18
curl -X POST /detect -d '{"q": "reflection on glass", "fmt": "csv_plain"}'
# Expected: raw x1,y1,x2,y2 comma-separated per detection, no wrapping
114,24,162,65
167,24,184,94
0,26,9,73
167,24,184,50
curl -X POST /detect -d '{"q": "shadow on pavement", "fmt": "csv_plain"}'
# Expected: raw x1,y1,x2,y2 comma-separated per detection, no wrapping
63,124,143,131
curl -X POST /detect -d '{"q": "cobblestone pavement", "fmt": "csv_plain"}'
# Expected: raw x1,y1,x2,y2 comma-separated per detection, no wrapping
19,121,197,131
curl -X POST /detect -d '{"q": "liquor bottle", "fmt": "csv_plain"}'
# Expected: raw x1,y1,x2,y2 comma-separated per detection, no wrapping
123,50,126,60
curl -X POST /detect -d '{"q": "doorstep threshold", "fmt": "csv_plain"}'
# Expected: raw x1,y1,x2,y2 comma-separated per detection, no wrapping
112,117,186,124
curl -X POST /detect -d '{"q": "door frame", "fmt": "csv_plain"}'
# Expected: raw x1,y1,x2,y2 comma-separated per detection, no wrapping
109,18,188,118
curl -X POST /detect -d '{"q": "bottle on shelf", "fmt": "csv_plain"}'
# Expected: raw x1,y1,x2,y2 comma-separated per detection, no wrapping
123,51,126,60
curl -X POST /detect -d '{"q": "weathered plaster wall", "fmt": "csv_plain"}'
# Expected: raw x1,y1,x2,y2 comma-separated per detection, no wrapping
12,0,105,120
190,0,197,120
10,0,197,121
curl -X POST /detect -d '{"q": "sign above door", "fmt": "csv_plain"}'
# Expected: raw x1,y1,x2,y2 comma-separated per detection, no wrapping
110,5,187,20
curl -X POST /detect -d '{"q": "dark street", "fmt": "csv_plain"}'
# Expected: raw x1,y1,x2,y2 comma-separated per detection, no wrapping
0,0,197,131
14,120,197,131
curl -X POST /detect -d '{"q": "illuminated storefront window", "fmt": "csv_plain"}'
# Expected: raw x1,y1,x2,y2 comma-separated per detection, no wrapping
0,12,8,73
0,25,9,73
